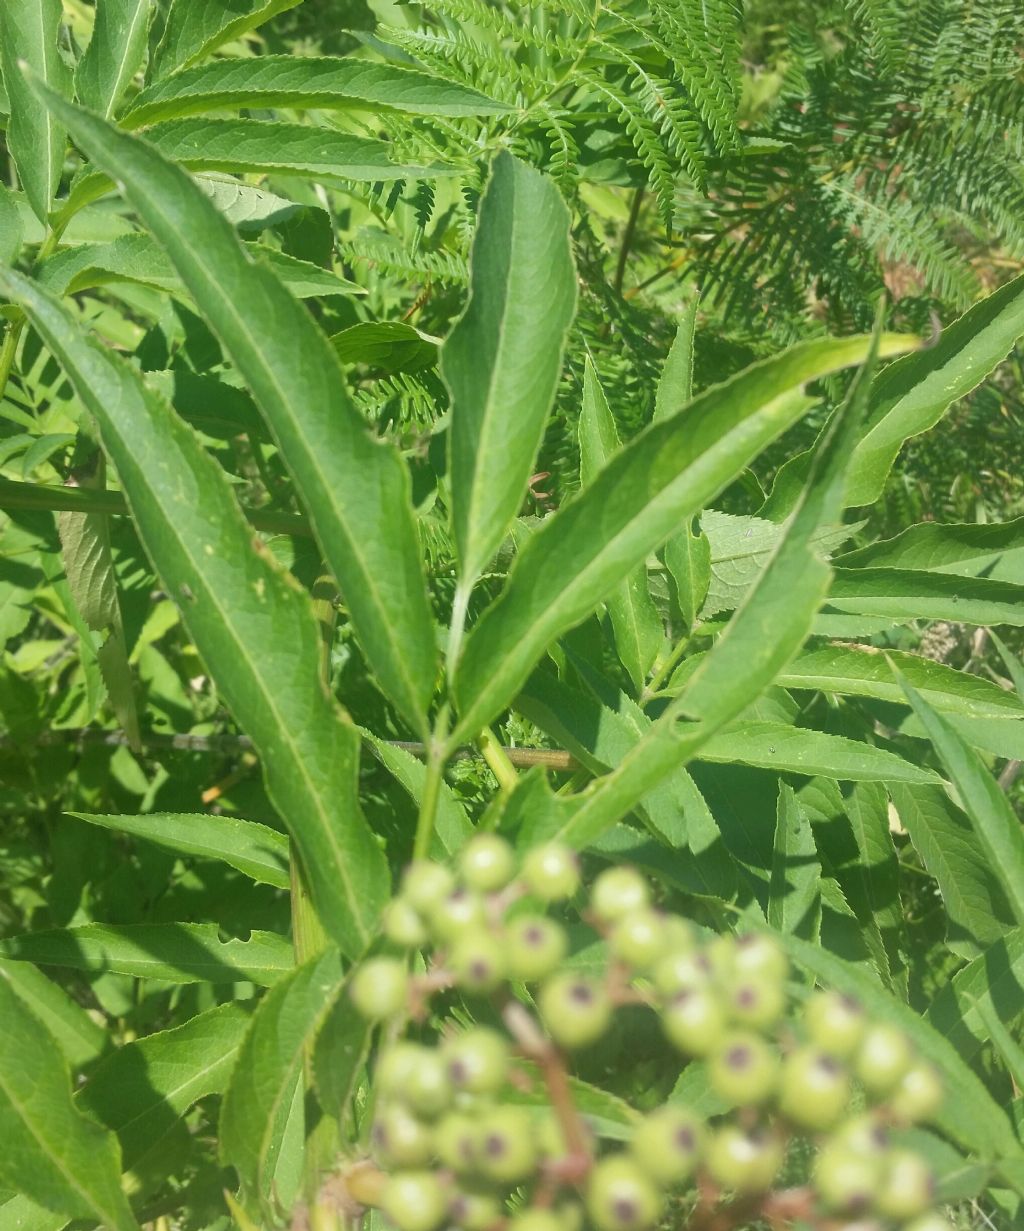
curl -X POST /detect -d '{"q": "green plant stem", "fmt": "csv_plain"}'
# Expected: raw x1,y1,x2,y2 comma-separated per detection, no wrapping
0,222,72,406
641,630,694,704
478,725,519,792
0,319,25,407
414,712,451,862
613,187,645,296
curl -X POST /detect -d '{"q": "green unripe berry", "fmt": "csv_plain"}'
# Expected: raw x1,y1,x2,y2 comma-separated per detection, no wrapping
875,1149,935,1221
609,909,667,970
383,899,429,949
506,914,569,982
381,1171,447,1231
661,986,727,1057
585,1155,664,1231
403,1050,454,1119
538,973,613,1049
521,843,581,901
889,1061,944,1123
704,934,736,982
443,1028,510,1096
435,1112,479,1173
448,1190,503,1231
591,867,650,922
476,1107,538,1183
804,990,866,1058
732,933,789,983
832,1113,890,1158
813,1141,880,1214
449,933,507,993
402,861,456,914
704,1126,784,1194
428,888,487,942
778,1047,852,1131
652,949,711,997
377,1043,425,1098
662,916,697,953
630,1106,704,1186
708,1032,780,1106
904,1217,955,1231
371,1103,435,1168
507,1210,571,1231
855,1023,913,1098
727,975,786,1030
460,833,516,892
350,958,408,1020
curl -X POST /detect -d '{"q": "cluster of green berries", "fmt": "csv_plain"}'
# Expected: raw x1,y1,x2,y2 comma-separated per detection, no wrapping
348,836,951,1231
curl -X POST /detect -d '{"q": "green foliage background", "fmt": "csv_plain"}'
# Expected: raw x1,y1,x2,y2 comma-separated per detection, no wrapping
1,0,1023,1228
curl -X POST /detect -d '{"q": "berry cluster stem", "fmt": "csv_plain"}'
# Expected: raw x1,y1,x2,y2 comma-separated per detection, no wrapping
502,1002,592,1179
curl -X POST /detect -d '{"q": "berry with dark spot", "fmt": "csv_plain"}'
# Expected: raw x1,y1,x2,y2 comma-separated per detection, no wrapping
538,973,612,1049
506,914,568,982
707,1032,780,1105
630,1105,704,1185
585,1156,663,1231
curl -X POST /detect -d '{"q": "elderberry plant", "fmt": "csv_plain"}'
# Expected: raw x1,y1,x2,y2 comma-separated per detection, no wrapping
1,5,1023,1231
338,844,950,1231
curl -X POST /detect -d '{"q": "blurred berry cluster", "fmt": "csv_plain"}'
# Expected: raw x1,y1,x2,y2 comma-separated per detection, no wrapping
344,836,949,1231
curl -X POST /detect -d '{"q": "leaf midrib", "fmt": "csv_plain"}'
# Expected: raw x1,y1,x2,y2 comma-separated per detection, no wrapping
119,143,426,724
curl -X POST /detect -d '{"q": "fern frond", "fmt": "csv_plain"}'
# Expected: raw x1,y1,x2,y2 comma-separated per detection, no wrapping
581,72,678,227
843,0,907,70
340,228,469,286
646,0,741,150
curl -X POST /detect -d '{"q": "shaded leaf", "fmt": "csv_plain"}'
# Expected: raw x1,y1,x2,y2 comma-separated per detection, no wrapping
579,359,662,691
68,811,290,889
0,923,293,984
220,949,346,1217
0,958,106,1071
0,266,389,956
898,677,1024,927
75,0,151,119
0,967,136,1231
34,83,439,737
768,783,821,938
0,0,70,221
888,782,1016,960
330,321,438,374
149,0,301,79
40,234,362,300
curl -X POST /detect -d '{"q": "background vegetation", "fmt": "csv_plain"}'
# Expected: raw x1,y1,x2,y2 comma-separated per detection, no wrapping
1,1,1024,1229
